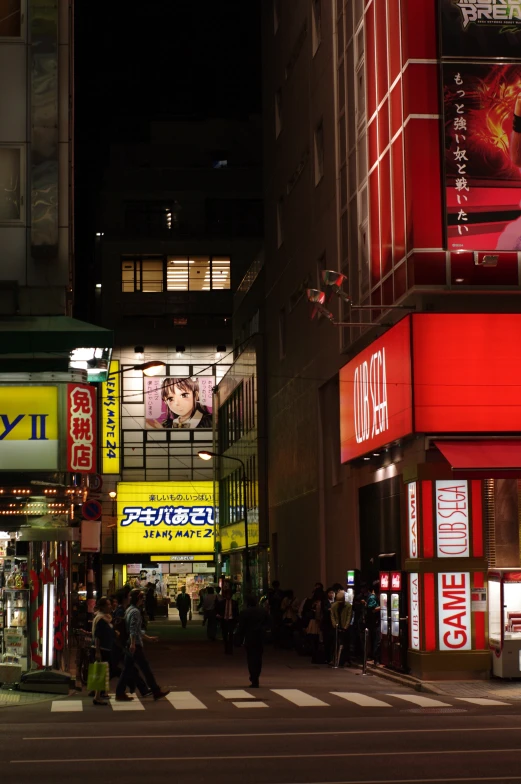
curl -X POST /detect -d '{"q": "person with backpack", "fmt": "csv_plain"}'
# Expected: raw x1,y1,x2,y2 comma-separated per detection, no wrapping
118,589,170,701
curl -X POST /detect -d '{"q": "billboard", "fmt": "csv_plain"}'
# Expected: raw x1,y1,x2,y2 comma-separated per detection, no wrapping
440,0,521,59
0,386,59,470
438,572,472,651
67,384,96,474
145,376,213,430
116,481,215,555
444,61,521,251
101,361,121,474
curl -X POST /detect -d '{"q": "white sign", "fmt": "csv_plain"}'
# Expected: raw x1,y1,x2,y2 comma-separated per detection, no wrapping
438,572,471,651
471,587,487,613
408,482,418,559
353,348,388,445
435,481,470,558
409,573,420,650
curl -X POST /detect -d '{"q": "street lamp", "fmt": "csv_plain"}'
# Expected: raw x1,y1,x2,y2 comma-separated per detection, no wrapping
198,450,251,593
108,360,166,377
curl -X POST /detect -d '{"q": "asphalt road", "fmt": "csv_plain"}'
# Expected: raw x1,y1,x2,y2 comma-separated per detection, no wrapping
2,620,521,783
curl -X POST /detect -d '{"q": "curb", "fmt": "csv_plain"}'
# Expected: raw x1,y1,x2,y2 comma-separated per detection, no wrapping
352,662,439,694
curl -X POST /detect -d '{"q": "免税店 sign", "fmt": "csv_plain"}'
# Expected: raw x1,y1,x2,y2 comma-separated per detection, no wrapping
408,482,418,559
438,572,471,651
116,481,215,555
436,481,469,558
409,573,420,651
67,384,96,474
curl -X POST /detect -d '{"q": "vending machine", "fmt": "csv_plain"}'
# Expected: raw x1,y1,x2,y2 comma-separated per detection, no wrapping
346,569,356,605
379,572,390,666
389,571,408,672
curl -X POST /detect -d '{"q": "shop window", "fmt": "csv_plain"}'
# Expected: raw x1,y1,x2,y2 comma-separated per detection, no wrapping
0,0,23,38
0,146,23,222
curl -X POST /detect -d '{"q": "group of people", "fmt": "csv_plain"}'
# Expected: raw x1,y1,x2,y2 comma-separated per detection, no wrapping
90,586,170,706
265,580,381,667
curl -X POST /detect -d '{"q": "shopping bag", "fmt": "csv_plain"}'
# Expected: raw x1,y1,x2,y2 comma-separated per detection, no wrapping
87,661,108,693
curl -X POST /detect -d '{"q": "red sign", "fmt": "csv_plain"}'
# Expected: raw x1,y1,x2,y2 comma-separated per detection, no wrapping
391,571,402,591
67,384,96,474
339,317,413,463
380,572,390,591
436,481,469,558
438,572,471,651
408,482,418,559
340,314,521,463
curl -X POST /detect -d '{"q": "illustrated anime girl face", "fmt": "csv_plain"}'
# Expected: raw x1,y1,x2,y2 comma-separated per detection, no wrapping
162,378,198,420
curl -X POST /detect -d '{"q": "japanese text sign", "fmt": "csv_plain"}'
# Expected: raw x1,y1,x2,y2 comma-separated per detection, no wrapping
67,384,96,474
0,386,59,470
116,481,215,554
101,361,120,474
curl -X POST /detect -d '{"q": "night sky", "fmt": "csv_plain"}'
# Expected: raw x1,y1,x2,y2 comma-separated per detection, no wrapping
73,0,262,320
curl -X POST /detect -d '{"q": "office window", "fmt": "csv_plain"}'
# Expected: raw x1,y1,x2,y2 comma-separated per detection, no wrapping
0,146,22,222
275,89,282,138
279,307,286,359
121,256,163,292
165,256,231,292
276,197,284,248
211,256,231,289
312,0,321,56
0,0,22,37
314,120,324,185
167,257,189,291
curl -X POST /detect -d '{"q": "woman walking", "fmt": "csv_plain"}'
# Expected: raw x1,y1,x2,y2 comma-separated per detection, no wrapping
92,596,115,706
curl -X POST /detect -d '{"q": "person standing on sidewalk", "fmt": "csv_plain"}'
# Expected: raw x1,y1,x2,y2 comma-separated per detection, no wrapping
203,586,218,640
236,595,268,688
216,588,239,654
176,586,192,629
330,590,353,667
123,589,169,701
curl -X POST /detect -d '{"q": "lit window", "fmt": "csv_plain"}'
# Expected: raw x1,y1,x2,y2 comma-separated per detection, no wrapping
167,257,189,291
190,256,211,291
211,256,230,290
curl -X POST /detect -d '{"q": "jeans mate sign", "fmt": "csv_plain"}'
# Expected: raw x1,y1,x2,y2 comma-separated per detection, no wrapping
436,481,470,558
101,361,120,474
117,481,215,554
438,572,471,651
409,573,421,651
408,482,418,559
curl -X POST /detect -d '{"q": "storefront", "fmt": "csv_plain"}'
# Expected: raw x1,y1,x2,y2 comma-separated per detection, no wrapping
340,313,521,680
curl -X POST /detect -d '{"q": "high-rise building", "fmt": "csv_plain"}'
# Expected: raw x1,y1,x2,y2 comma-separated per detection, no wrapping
262,0,521,679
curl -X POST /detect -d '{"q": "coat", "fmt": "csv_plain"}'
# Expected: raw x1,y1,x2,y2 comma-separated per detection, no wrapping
330,600,353,631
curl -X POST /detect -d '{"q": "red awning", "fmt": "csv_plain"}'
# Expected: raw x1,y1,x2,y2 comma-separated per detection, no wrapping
434,440,521,478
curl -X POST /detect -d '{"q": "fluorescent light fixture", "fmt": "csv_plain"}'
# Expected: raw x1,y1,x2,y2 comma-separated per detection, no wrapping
95,283,102,289
42,583,55,668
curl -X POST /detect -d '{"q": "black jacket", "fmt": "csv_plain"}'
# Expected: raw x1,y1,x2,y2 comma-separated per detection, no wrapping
237,607,269,647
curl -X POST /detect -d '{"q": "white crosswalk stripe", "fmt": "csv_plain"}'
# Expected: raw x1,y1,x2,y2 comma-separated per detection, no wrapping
51,700,83,712
331,692,392,707
217,689,254,700
271,689,329,707
109,696,145,711
232,701,268,708
386,694,451,708
166,691,207,710
456,697,512,706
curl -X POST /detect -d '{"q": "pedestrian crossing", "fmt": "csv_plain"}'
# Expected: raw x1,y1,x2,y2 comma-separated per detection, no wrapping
48,689,515,713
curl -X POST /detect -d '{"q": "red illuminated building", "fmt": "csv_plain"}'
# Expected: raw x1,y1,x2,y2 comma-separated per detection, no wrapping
262,0,521,679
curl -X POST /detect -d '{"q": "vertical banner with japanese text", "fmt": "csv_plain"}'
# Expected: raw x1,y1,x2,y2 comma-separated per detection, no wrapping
101,360,120,474
67,384,96,474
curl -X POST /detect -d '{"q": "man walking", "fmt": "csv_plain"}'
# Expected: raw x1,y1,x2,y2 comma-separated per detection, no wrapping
176,586,192,629
122,589,170,701
216,588,239,654
237,595,268,688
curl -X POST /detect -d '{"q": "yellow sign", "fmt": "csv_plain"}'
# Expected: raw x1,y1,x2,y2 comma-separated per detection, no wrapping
101,361,121,474
151,555,211,562
116,481,215,555
0,386,58,470
220,520,259,553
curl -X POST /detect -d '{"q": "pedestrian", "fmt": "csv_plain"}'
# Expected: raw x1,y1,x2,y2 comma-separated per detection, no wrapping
216,588,239,654
267,580,283,647
305,589,326,663
322,588,336,664
365,583,381,664
122,589,169,701
330,590,353,667
280,589,299,648
236,595,268,688
145,583,156,622
113,588,151,701
91,596,114,706
176,586,192,628
202,586,217,640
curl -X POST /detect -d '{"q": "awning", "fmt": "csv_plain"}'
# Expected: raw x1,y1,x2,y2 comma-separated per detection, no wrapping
434,440,521,478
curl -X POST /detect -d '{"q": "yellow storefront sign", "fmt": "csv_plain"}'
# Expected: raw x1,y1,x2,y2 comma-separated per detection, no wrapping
101,360,121,474
220,520,259,552
0,386,59,470
117,481,215,555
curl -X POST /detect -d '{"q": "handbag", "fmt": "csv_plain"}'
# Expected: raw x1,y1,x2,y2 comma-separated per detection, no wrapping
87,660,109,693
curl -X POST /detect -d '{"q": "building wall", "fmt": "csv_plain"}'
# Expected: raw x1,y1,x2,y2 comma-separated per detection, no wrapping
0,0,73,316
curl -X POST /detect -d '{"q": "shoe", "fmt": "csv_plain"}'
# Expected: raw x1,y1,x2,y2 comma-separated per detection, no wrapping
153,689,170,701
141,690,153,698
93,699,108,706
251,681,259,688
115,694,134,701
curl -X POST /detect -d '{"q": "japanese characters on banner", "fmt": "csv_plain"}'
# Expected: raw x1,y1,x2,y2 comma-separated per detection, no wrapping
67,384,96,474
116,481,215,554
101,360,120,474
145,376,213,430
438,572,472,651
408,482,418,559
409,573,421,651
435,481,470,558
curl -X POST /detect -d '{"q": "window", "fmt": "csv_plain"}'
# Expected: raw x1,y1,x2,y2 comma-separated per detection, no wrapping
275,89,282,138
276,197,284,248
279,307,286,359
0,146,23,222
312,0,321,55
123,255,230,292
124,201,183,236
205,198,263,237
314,120,324,185
0,0,22,37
